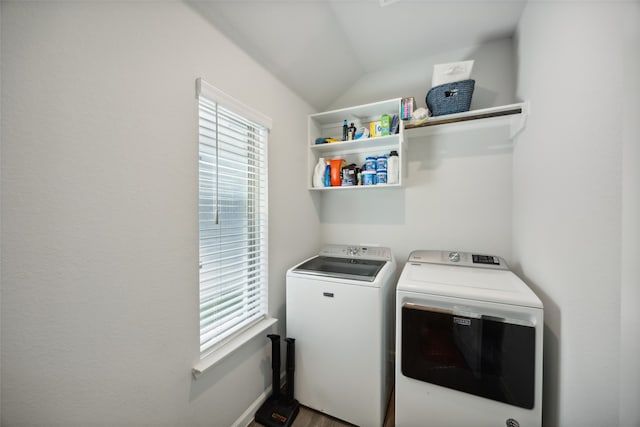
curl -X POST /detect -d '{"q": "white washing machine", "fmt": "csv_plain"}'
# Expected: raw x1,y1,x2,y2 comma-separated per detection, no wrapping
286,244,396,427
395,250,543,427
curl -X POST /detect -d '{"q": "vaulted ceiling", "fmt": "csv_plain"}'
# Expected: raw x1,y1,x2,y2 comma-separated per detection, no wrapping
188,0,527,110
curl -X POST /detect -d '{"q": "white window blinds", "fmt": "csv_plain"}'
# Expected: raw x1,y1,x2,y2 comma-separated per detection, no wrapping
197,78,270,357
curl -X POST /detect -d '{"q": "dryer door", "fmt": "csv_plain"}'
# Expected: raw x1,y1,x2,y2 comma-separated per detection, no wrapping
401,303,536,409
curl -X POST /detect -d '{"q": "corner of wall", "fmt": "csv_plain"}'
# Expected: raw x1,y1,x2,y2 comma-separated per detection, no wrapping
619,2,640,425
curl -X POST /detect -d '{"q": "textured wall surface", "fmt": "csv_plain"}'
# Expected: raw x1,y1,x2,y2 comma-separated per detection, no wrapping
0,2,317,426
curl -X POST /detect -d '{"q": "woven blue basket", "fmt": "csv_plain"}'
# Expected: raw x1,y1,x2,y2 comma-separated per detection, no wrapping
426,79,475,116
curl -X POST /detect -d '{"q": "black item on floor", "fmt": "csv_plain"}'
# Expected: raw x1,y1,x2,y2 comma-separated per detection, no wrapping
255,335,300,427
426,79,475,116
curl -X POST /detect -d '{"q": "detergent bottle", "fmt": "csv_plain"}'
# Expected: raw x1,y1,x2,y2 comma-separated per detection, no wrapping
313,157,326,187
329,158,344,186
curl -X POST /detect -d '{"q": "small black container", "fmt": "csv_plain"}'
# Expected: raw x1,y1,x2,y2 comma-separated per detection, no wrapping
341,164,358,186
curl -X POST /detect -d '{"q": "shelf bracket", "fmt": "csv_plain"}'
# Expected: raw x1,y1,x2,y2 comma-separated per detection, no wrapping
510,101,529,139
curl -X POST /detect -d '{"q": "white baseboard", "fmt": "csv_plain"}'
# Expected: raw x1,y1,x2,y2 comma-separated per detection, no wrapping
231,373,287,427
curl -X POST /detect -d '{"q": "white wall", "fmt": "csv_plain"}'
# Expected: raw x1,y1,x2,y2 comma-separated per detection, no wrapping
329,37,517,114
0,2,318,426
320,38,518,268
513,2,640,426
620,3,640,425
0,3,3,420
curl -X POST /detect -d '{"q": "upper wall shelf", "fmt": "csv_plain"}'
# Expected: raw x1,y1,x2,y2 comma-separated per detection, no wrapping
404,102,527,139
307,98,404,191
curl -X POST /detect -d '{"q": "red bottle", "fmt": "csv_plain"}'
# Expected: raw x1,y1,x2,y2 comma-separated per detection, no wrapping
329,159,344,186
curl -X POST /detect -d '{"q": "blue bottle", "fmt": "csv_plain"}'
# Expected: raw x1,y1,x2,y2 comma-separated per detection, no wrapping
324,163,331,187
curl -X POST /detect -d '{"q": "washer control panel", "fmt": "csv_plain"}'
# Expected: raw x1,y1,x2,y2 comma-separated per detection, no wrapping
409,250,508,269
319,244,393,261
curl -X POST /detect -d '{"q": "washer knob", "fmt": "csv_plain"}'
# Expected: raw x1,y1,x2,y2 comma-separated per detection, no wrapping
448,251,461,262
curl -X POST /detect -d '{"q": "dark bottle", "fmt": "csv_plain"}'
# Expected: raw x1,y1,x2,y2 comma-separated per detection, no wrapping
342,120,348,141
349,122,357,140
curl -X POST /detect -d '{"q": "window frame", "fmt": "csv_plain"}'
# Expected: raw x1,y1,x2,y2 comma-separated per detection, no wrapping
193,78,276,378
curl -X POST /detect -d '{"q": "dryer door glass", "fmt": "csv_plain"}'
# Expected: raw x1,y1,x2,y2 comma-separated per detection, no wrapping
401,304,535,409
292,256,386,282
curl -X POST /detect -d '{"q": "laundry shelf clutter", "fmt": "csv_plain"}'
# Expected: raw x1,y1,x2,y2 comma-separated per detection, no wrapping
308,99,527,191
308,98,405,190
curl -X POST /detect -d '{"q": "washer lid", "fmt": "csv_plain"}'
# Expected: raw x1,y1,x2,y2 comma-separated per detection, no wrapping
293,256,386,282
398,262,543,309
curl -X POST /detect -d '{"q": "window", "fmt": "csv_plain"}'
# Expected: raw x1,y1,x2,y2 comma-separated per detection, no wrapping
196,78,271,360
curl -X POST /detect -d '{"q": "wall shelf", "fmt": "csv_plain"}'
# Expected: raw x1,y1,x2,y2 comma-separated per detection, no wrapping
310,134,400,156
308,98,404,191
307,101,527,192
310,183,402,191
404,103,527,139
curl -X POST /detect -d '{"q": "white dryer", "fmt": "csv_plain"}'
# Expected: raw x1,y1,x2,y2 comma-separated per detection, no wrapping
286,244,396,427
395,250,543,427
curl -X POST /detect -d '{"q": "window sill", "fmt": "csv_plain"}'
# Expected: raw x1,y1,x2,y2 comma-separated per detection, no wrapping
192,317,278,379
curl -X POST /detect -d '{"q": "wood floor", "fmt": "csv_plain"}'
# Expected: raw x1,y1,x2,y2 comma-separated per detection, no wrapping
249,392,394,427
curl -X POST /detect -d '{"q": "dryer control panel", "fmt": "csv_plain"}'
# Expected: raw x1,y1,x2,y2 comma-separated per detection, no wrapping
408,250,508,270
